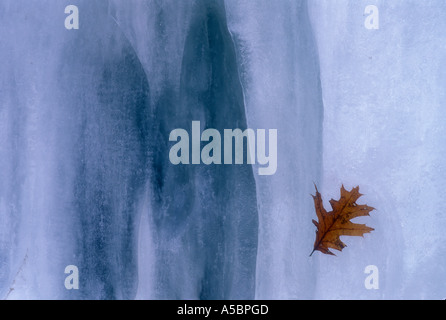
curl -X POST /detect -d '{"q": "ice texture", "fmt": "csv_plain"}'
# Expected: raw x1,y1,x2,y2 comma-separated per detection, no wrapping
308,1,446,299
0,0,445,300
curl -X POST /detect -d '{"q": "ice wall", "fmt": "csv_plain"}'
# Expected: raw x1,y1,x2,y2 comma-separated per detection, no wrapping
111,0,260,300
0,0,151,299
1,0,262,300
1,0,445,300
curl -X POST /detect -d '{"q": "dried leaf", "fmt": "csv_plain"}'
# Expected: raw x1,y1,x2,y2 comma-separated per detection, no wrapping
310,184,375,256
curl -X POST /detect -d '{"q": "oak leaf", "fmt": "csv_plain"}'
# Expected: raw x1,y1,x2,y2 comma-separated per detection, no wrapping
310,185,375,256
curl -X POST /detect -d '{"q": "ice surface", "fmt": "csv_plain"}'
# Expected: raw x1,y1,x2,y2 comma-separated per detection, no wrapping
0,0,445,300
308,1,446,299
225,0,323,299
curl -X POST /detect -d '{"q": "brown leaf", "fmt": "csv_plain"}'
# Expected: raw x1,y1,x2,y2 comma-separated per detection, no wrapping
310,184,375,256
